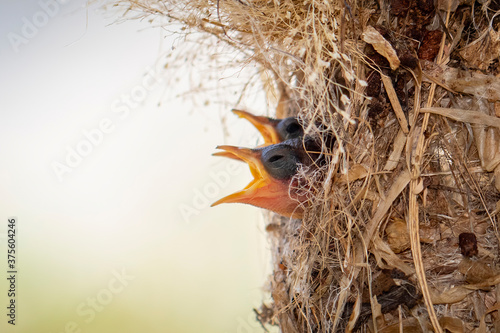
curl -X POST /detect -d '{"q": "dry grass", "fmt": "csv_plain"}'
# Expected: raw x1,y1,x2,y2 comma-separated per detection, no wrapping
110,0,500,331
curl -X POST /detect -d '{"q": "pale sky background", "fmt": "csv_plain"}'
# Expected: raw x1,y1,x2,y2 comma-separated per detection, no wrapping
0,1,275,332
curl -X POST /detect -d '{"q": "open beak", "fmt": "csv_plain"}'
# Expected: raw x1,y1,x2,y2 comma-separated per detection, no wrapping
211,145,304,218
214,110,281,162
232,109,281,145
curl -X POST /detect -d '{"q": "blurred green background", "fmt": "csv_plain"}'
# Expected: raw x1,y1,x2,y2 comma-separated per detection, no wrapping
0,1,274,332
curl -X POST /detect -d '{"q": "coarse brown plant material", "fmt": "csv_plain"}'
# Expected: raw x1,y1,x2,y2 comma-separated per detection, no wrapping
110,0,500,331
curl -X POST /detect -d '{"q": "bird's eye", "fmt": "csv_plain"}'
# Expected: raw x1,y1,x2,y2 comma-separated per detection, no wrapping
269,155,284,163
277,118,303,140
262,145,299,179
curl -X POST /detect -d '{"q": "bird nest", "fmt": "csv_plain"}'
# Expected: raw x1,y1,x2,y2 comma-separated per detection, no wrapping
112,0,500,331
